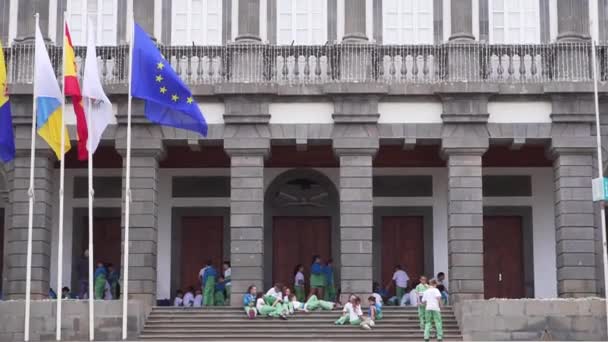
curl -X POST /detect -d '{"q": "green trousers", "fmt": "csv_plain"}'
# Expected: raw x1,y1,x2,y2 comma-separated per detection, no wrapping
306,294,334,311
225,285,231,304
295,285,306,302
335,315,361,325
324,285,336,302
214,291,225,306
94,277,106,299
310,274,325,288
203,276,216,306
396,286,406,300
418,305,426,330
258,304,283,317
424,310,443,340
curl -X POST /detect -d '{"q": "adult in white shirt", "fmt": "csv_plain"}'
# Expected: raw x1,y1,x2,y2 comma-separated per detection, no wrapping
386,265,409,301
422,280,444,341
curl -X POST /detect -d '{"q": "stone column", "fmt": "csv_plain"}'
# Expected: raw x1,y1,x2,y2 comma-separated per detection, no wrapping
134,0,155,36
116,126,163,306
343,0,367,42
444,148,486,303
226,147,268,306
557,0,590,41
449,0,474,41
236,0,261,41
5,150,54,299
335,148,376,303
552,148,598,297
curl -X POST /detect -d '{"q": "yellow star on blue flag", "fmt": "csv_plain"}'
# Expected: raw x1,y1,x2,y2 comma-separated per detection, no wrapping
131,23,207,136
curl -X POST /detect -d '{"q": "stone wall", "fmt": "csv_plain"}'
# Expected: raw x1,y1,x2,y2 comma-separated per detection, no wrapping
458,298,607,341
0,300,148,341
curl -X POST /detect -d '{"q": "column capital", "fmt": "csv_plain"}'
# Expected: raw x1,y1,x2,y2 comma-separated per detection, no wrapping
441,147,488,158
333,147,378,157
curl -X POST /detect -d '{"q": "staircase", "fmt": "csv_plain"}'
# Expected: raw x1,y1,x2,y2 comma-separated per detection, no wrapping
139,306,462,341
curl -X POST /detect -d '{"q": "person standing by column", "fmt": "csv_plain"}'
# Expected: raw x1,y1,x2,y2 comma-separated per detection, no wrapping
77,249,89,299
422,279,444,342
309,256,325,300
201,260,217,306
223,261,231,305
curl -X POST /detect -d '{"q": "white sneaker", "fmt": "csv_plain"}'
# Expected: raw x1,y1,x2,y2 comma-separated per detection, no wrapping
361,323,371,331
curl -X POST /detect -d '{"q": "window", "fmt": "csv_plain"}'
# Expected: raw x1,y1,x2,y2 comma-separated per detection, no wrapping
382,0,433,44
489,0,540,43
172,0,222,45
67,0,118,45
277,0,327,45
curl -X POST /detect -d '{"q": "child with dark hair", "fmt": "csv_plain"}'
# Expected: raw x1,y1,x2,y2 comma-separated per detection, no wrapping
223,261,231,304
368,295,382,322
183,286,195,307
174,290,184,307
93,261,107,299
256,291,287,320
309,255,325,300
422,279,444,342
215,276,226,305
416,276,430,330
335,295,364,326
193,289,203,307
293,264,305,302
243,285,257,319
107,264,120,300
200,260,217,306
323,259,336,302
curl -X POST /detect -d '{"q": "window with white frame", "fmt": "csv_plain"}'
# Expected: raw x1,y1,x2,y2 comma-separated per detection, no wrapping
489,0,540,43
172,0,222,45
277,0,327,45
382,0,433,44
67,0,118,45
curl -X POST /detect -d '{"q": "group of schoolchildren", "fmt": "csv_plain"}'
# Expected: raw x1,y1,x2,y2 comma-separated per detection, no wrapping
63,260,120,300
174,260,231,307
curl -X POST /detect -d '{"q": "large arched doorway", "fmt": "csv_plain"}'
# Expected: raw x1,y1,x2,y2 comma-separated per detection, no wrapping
264,169,339,291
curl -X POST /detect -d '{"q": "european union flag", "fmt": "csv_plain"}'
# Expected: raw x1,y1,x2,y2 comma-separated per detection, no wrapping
131,23,207,136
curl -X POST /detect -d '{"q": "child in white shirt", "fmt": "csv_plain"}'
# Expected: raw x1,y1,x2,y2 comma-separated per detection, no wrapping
335,295,364,326
293,264,306,302
183,287,195,307
193,289,203,307
422,280,444,341
387,265,409,301
173,290,184,307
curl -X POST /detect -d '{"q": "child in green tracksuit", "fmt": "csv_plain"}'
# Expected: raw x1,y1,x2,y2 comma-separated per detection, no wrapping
93,262,107,300
422,280,443,342
293,264,306,302
243,285,257,319
309,255,325,300
214,276,226,306
257,292,288,320
323,259,336,302
200,260,217,306
415,276,429,330
335,295,364,326
223,262,231,305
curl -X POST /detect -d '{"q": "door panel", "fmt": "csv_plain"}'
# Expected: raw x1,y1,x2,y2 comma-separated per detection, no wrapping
381,216,424,295
91,218,122,271
483,216,524,299
273,217,331,290
181,216,223,290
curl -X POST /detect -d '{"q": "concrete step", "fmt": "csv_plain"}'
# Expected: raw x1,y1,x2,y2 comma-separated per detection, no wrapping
139,333,463,340
143,322,460,328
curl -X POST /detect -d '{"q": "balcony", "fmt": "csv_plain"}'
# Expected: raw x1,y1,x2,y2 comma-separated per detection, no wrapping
4,42,608,91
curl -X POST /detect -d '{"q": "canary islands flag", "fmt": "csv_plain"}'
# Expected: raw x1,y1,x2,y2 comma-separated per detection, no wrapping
0,39,15,163
35,22,70,159
131,23,207,136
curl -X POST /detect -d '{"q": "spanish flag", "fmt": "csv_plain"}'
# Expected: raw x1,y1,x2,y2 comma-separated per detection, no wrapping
65,23,88,160
35,21,70,159
0,39,15,162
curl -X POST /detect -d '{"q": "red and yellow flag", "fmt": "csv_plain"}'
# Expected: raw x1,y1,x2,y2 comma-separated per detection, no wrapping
64,23,88,160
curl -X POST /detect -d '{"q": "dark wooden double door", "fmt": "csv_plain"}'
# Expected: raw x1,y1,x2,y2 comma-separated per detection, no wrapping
483,216,525,299
81,217,122,271
381,216,424,295
180,216,224,289
272,217,331,289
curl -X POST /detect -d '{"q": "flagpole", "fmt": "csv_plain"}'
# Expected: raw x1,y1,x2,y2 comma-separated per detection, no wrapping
122,13,135,341
590,34,608,338
85,13,95,341
56,11,68,342
24,12,40,342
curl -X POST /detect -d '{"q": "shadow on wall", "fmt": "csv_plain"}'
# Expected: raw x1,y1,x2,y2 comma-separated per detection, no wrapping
457,298,607,341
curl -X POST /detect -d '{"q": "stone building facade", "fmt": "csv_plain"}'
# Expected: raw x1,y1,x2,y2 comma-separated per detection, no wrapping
0,0,607,311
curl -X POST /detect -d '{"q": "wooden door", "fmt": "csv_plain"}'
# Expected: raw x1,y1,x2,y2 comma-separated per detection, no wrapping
483,216,524,299
91,218,122,270
181,216,223,290
381,216,424,295
273,217,331,289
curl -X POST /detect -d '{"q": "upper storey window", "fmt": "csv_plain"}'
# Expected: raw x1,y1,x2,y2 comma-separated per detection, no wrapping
382,0,433,44
277,0,327,45
67,0,118,45
172,0,222,45
489,0,540,43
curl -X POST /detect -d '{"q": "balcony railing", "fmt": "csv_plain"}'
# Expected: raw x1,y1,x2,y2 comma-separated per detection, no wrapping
4,42,608,87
